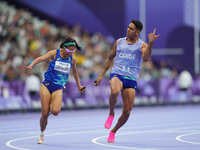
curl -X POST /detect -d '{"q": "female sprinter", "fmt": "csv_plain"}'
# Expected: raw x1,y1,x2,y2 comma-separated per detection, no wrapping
25,37,85,144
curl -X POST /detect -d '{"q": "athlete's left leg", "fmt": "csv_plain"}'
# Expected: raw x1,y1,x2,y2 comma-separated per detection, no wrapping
50,89,63,116
38,84,51,144
107,88,135,143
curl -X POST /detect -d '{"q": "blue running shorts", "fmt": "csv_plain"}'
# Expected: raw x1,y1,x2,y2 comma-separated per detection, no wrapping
110,73,137,89
42,80,64,93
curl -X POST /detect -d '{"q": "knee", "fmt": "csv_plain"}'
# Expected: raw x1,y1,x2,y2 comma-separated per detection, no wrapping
111,90,120,97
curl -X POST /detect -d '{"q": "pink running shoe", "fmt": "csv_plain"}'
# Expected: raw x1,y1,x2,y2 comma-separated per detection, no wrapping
104,115,114,129
107,131,115,143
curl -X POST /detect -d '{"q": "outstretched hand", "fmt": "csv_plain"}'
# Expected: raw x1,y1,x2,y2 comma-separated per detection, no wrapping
24,64,33,71
148,28,160,43
79,85,86,94
94,75,103,86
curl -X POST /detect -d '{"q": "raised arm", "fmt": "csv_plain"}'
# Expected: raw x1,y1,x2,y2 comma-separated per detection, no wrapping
25,50,57,70
141,29,160,62
95,40,118,85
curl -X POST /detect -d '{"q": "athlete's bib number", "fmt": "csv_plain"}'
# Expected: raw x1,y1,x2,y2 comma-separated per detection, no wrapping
121,66,131,73
54,61,71,74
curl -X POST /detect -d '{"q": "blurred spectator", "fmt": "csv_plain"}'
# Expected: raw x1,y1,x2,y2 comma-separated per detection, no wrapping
160,61,172,78
25,72,40,99
4,66,19,81
178,70,193,91
0,1,113,82
140,61,160,81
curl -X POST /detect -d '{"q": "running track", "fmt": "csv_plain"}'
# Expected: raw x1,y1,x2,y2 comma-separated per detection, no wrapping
0,105,200,150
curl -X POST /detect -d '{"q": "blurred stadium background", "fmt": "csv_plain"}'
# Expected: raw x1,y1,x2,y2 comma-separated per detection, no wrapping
0,0,200,112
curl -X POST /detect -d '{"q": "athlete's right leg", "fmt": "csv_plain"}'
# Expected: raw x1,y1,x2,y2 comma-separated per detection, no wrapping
38,84,51,144
105,77,123,129
109,77,123,116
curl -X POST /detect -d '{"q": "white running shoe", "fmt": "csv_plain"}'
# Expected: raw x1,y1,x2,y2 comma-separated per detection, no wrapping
37,134,44,144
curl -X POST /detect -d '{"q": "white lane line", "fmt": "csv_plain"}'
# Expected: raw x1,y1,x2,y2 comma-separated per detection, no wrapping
5,126,200,150
5,130,104,150
92,135,157,150
5,128,174,150
6,136,37,150
176,132,200,145
91,128,199,150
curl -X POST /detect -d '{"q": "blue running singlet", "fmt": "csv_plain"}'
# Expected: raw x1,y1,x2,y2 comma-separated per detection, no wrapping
111,37,144,89
42,49,72,93
111,37,144,79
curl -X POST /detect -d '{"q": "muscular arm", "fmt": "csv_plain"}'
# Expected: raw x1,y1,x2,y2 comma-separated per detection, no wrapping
28,50,57,68
98,40,118,77
72,58,81,89
141,42,153,62
141,28,160,62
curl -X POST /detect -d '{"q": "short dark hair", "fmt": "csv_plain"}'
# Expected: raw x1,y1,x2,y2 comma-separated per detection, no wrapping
131,20,143,31
60,37,81,50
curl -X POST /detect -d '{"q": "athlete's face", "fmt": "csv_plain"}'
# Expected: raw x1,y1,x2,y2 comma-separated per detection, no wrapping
63,46,76,56
126,23,140,39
